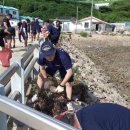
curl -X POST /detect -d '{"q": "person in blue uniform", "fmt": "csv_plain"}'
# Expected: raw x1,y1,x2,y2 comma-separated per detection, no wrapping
35,18,41,40
44,19,59,45
31,41,74,110
56,103,130,130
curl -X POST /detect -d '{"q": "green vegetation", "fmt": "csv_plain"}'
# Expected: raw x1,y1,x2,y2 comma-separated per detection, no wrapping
79,32,88,37
1,0,130,22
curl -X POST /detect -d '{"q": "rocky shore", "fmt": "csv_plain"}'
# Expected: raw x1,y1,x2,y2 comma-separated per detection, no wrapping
62,34,130,108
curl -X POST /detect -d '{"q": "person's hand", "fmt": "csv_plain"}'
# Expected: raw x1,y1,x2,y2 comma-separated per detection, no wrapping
55,85,64,93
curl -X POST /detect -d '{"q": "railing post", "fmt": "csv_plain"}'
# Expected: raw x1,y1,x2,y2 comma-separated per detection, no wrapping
11,58,25,104
0,84,7,130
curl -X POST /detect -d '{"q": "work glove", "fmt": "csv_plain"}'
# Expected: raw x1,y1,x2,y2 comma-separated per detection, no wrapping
55,85,64,93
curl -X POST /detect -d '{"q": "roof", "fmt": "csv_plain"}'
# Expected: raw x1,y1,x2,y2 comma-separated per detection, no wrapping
0,5,18,11
20,16,43,22
79,16,107,24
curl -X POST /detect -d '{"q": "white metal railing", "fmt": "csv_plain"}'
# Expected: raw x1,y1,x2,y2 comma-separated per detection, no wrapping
0,44,77,130
0,88,76,130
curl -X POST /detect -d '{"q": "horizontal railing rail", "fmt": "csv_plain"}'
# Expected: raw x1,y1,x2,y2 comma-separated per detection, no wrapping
0,63,19,85
0,94,77,130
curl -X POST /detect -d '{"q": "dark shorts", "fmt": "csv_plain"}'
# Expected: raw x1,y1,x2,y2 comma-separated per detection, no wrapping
21,32,28,40
46,67,74,82
6,34,12,40
31,30,37,35
36,28,41,33
12,31,16,37
0,39,5,47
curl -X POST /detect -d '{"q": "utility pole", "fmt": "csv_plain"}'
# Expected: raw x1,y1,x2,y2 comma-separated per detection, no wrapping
90,0,94,37
3,0,4,15
76,6,78,33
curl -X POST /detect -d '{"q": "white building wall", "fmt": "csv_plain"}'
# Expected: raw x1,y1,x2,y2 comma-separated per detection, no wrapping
62,21,82,32
95,3,109,9
80,18,101,30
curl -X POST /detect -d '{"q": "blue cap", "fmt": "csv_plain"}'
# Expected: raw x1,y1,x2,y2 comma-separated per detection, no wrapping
40,41,55,57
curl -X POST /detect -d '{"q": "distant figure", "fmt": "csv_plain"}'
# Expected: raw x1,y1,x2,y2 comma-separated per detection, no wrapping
20,20,28,47
1,13,13,49
44,19,59,45
56,103,130,130
35,18,41,40
30,18,37,42
12,27,16,48
55,20,62,39
26,19,31,37
17,19,22,42
1,13,12,29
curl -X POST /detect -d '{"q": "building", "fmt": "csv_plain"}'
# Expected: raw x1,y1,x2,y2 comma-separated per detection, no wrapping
53,18,82,33
79,16,107,32
95,3,109,10
0,5,19,19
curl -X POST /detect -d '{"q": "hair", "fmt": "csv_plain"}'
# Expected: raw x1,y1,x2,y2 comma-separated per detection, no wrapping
44,19,49,23
7,13,12,18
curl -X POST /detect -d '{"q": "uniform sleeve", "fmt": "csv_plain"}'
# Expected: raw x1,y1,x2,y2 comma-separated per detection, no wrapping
47,25,51,32
37,54,46,66
3,18,7,23
60,51,72,70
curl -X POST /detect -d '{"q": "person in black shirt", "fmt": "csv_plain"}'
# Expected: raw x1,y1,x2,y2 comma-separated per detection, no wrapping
17,19,22,42
20,20,28,47
26,19,31,38
1,13,12,29
55,20,62,42
12,27,16,48
0,27,14,50
30,18,37,42
1,13,13,49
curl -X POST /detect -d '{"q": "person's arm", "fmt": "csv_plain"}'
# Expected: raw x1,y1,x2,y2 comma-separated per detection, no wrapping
3,22,8,29
39,65,47,79
60,68,73,86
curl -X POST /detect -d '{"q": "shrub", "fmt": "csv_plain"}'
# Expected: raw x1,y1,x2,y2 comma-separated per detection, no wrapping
79,32,88,37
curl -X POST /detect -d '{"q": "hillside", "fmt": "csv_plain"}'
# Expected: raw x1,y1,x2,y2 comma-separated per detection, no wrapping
1,0,130,22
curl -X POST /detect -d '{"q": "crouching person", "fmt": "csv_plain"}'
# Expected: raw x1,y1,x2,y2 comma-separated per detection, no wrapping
31,41,74,110
56,103,130,130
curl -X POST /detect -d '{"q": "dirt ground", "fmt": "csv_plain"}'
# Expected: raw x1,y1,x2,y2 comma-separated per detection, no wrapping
72,34,130,97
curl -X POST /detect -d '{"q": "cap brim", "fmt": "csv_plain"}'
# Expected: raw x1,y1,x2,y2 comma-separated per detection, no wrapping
41,48,55,58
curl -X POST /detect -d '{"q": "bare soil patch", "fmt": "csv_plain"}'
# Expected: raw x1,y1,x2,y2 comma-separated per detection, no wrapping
72,34,130,97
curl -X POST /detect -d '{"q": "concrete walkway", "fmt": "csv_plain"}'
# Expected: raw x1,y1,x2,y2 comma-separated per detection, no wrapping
0,35,37,74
